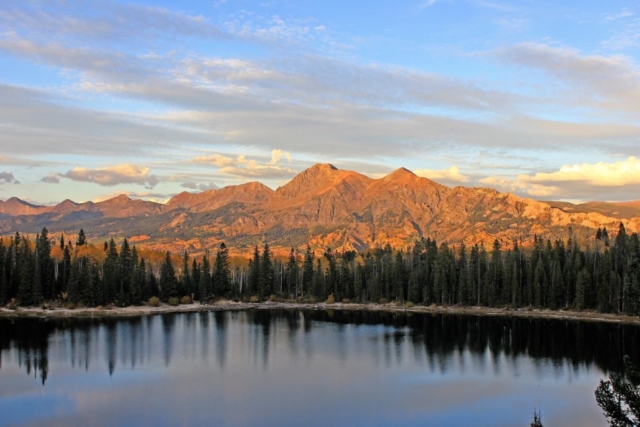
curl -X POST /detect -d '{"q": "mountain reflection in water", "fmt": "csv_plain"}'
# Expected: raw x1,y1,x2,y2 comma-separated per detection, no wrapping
0,310,638,426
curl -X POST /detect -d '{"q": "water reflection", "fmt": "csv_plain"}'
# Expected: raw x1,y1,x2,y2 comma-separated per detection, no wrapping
0,310,639,426
1,311,639,385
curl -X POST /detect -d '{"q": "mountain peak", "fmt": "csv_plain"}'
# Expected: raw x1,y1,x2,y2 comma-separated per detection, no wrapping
5,197,39,207
310,163,338,171
382,167,417,182
276,163,347,200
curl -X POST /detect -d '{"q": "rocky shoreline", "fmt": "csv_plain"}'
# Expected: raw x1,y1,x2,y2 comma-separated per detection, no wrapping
2,301,640,325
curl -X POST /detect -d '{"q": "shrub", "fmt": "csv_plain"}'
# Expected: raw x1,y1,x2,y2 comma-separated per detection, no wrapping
379,298,389,304
66,302,76,310
406,301,415,308
249,295,259,303
326,294,335,304
149,296,161,307
342,298,350,304
308,296,317,304
180,295,192,304
168,297,180,306
269,294,278,302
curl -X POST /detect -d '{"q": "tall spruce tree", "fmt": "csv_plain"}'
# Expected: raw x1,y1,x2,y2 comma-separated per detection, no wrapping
259,243,274,298
213,243,231,296
160,251,178,300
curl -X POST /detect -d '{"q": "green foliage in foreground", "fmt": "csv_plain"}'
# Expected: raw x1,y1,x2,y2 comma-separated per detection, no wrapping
2,224,640,316
596,356,640,426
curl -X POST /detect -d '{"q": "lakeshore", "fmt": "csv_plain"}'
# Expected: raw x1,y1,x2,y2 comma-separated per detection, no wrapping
2,300,640,325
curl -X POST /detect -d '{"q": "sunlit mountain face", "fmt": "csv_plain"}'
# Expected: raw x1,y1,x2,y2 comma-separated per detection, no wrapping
1,163,638,255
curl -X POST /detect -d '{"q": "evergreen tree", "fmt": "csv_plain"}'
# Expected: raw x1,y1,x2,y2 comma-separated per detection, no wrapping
17,237,38,305
576,268,590,310
102,239,119,304
76,229,87,247
529,410,543,427
199,255,211,301
259,243,274,298
180,251,191,297
595,355,640,426
0,238,7,305
84,259,100,307
248,245,260,296
393,251,406,302
213,243,231,296
129,246,143,305
117,238,132,306
302,245,314,296
36,227,53,300
286,247,299,298
159,251,178,300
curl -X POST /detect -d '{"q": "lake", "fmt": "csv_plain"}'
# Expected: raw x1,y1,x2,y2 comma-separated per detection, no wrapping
1,309,638,426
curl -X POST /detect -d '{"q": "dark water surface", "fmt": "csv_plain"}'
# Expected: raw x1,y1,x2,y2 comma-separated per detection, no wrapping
1,310,639,427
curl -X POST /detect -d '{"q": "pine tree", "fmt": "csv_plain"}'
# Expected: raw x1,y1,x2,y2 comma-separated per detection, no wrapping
36,227,53,300
575,268,590,310
129,246,142,305
393,251,406,302
0,238,6,305
85,259,100,307
302,245,314,297
76,229,87,247
529,409,543,427
595,355,640,426
248,245,260,297
117,238,132,306
199,255,211,302
103,239,119,303
17,237,38,306
259,243,274,298
159,251,178,300
286,247,299,298
180,251,191,297
213,243,231,296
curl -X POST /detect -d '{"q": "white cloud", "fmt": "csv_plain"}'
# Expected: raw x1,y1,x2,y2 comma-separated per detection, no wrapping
479,176,560,197
61,164,159,187
480,157,640,200
493,42,640,114
524,156,640,187
189,149,296,179
605,8,635,21
414,166,469,183
270,149,292,165
191,154,235,167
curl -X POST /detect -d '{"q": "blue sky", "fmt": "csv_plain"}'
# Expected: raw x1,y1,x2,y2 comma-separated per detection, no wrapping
1,0,640,204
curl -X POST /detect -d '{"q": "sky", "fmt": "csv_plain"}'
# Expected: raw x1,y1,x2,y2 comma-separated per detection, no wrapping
1,0,640,205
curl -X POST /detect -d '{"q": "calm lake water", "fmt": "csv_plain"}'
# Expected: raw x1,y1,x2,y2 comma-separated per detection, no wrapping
1,310,638,427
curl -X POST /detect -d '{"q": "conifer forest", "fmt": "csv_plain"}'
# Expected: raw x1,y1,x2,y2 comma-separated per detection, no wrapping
2,224,640,316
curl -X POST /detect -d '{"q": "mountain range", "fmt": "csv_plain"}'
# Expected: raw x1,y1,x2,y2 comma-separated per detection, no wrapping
1,164,639,255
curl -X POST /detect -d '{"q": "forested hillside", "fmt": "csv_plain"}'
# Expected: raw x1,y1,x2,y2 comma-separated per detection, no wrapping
3,224,640,316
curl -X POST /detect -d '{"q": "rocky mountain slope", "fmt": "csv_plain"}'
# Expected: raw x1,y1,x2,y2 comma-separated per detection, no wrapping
1,164,638,255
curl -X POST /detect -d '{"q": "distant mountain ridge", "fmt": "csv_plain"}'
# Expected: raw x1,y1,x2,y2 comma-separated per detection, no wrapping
2,164,639,255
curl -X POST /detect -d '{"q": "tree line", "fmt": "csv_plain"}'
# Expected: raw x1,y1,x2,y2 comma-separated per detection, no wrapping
1,224,640,315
